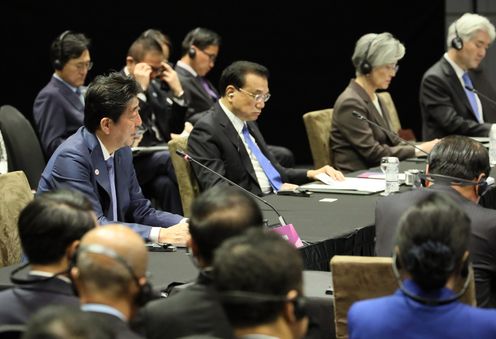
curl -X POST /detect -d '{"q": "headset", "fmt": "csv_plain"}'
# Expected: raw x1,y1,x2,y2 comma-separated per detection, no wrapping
392,251,471,306
418,172,490,197
53,30,73,70
219,290,308,320
10,262,68,286
359,36,376,75
70,244,154,306
451,20,464,50
187,27,202,59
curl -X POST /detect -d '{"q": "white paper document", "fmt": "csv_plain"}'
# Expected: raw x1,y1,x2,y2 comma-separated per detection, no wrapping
300,173,385,194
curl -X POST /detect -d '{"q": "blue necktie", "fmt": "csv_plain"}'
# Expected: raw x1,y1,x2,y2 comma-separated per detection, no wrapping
75,87,84,106
106,157,118,221
241,124,283,191
462,73,482,122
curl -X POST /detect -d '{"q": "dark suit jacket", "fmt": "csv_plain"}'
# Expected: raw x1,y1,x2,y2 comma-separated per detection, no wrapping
33,76,85,158
187,103,308,195
137,273,234,339
375,185,496,307
331,80,414,173
175,64,218,124
37,127,183,239
420,57,491,140
87,312,143,339
121,69,187,145
0,277,78,325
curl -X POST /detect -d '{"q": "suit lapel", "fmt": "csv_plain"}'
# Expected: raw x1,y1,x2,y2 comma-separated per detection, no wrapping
83,130,112,202
440,58,477,119
51,77,84,112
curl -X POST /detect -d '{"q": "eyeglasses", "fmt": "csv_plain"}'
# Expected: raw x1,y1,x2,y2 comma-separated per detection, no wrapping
198,49,217,62
150,65,165,73
383,64,399,73
69,61,93,71
236,87,271,103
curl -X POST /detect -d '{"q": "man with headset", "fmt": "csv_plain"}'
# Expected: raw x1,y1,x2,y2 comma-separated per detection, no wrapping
420,13,496,140
70,224,150,339
375,135,496,307
0,189,96,325
33,30,92,158
213,229,309,339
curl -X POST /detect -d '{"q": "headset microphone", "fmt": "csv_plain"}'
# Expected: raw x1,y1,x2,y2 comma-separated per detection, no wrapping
352,111,429,157
418,172,490,197
391,252,471,306
175,149,287,226
464,85,496,108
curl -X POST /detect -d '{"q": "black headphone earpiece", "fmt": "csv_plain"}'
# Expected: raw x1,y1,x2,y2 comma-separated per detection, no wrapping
451,20,464,51
71,244,155,306
419,172,490,197
53,30,73,70
291,296,307,320
188,46,196,58
359,37,375,75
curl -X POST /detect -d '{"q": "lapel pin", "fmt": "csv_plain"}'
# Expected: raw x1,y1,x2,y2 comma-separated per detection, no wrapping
95,169,100,176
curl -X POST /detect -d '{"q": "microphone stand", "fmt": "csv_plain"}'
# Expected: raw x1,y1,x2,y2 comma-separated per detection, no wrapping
175,149,287,226
464,85,496,108
351,111,430,156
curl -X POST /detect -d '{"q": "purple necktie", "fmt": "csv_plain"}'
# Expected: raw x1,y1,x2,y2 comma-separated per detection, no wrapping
199,77,219,100
106,157,118,221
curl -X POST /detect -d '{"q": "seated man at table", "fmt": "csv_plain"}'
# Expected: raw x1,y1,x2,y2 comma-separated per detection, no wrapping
188,60,344,196
213,229,309,339
70,225,148,339
0,189,96,325
137,185,264,339
38,72,189,245
375,135,496,307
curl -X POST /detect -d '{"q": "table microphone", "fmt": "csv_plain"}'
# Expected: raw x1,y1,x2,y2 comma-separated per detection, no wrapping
175,149,287,226
464,85,496,108
352,111,430,156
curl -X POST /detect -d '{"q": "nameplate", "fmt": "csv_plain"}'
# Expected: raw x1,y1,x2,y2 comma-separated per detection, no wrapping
270,224,304,248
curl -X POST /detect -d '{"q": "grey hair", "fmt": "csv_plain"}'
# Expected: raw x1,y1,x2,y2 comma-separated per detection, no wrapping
352,32,405,76
446,13,495,50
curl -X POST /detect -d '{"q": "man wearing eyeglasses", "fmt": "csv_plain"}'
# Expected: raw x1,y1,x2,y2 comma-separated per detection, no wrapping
188,60,344,195
33,31,92,158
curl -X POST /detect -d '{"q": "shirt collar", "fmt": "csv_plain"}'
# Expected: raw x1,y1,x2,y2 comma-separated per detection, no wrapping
81,304,127,321
53,73,81,94
96,135,112,161
219,100,245,134
29,270,71,284
444,53,465,79
176,60,197,77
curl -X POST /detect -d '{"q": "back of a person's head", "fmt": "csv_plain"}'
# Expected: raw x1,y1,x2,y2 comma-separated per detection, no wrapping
181,27,221,55
428,135,490,180
84,72,140,133
50,31,91,70
213,229,303,327
22,305,113,339
446,13,496,50
19,189,95,265
189,185,264,263
396,193,471,290
218,61,269,97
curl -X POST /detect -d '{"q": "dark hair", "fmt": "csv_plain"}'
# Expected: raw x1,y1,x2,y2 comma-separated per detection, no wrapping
50,31,91,70
218,61,269,96
23,305,113,339
213,229,303,327
83,72,140,132
428,135,490,180
189,186,264,264
127,36,164,62
140,29,172,55
396,193,471,290
181,27,221,55
19,189,95,265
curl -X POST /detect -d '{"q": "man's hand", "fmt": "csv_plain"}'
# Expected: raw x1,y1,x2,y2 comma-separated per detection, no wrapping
158,222,189,246
307,165,345,181
133,63,153,91
159,62,183,97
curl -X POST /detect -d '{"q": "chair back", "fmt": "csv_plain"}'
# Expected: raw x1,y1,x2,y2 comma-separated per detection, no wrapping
331,255,476,339
303,108,333,168
168,137,200,217
0,171,33,267
0,105,46,189
0,324,26,339
377,92,401,132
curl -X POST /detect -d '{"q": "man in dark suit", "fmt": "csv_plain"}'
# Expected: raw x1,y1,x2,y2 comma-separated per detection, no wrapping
375,135,496,307
420,13,496,140
33,31,91,158
0,189,96,325
137,185,264,339
188,60,344,196
37,72,189,244
71,225,149,339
